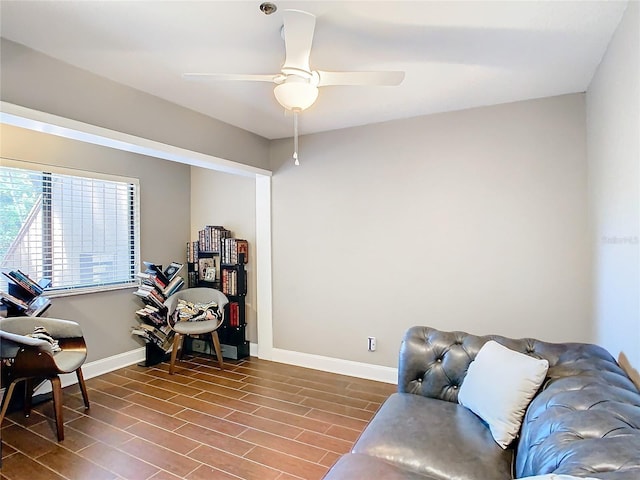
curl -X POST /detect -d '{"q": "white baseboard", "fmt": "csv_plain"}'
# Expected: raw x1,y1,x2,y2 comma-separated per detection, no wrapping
33,344,397,398
270,348,398,384
34,347,145,395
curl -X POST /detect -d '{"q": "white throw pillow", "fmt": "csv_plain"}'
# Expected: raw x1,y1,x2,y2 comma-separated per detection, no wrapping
521,476,602,480
458,340,549,448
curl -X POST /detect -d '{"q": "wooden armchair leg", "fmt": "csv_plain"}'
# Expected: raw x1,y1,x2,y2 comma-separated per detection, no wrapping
23,378,34,417
76,368,90,410
211,331,224,370
0,380,19,427
169,333,183,375
51,376,64,441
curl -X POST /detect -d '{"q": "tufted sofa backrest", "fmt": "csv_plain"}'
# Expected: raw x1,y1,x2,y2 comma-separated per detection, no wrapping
398,326,567,401
397,326,640,478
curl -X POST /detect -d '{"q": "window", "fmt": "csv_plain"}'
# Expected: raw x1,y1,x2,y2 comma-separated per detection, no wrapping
0,160,140,294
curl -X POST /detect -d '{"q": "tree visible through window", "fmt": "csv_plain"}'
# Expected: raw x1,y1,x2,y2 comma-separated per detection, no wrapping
0,163,139,293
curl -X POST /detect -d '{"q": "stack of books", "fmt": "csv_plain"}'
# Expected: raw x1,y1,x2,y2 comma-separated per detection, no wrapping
133,261,184,308
1,270,52,316
132,260,185,352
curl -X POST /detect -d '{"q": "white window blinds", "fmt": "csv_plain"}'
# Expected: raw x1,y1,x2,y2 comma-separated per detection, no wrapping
0,161,140,294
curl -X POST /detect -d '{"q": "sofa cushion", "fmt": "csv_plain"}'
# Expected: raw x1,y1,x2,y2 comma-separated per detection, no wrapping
516,350,640,479
324,453,441,480
458,340,549,448
352,392,514,480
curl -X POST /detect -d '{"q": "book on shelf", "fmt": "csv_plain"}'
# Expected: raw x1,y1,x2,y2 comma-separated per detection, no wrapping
222,238,249,265
228,301,241,327
135,305,167,326
221,268,245,296
198,225,230,253
25,296,52,316
187,241,200,264
137,260,185,299
142,261,169,286
133,287,166,309
1,270,52,317
0,291,51,316
163,275,184,297
0,290,29,310
3,270,42,297
131,323,174,352
163,262,184,282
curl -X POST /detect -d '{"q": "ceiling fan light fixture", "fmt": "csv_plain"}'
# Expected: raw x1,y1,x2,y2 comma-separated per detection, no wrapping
273,80,318,111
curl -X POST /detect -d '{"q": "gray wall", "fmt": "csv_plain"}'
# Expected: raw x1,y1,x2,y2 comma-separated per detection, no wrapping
587,2,640,372
0,39,270,170
270,94,591,367
1,124,191,362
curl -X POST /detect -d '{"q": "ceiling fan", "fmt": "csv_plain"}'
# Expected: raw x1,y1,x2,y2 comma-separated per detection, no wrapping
183,8,405,165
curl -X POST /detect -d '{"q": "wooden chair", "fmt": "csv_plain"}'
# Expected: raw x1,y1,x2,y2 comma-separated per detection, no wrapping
164,288,228,374
0,316,90,441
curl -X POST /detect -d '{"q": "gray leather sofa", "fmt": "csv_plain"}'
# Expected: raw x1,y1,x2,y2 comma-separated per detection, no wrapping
323,326,640,479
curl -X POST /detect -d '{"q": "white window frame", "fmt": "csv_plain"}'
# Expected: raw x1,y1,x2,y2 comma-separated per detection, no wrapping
0,158,140,296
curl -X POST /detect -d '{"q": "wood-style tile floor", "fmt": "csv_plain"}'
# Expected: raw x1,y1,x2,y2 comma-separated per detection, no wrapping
0,355,396,480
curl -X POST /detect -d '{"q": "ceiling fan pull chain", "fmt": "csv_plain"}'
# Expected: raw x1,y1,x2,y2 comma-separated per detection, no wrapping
293,109,300,166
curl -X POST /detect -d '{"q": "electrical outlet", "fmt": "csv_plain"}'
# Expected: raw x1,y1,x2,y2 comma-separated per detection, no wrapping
367,336,377,352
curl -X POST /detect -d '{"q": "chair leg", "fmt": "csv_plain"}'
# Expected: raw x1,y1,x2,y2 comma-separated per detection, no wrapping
76,368,90,410
0,380,20,427
169,333,182,375
211,331,224,370
23,378,34,417
50,376,64,441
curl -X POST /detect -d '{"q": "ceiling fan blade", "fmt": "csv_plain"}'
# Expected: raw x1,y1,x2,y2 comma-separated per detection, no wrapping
183,73,280,83
316,70,405,87
281,9,316,76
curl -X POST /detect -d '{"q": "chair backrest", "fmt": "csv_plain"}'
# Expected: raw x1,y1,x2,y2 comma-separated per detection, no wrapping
164,287,229,320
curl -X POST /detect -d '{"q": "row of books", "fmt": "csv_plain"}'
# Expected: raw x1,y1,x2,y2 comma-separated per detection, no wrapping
221,268,246,296
0,289,51,316
135,304,167,327
221,238,249,265
186,241,200,264
1,270,52,317
2,270,49,297
132,260,185,336
142,261,183,287
228,301,243,327
198,225,230,253
131,323,174,353
135,271,184,299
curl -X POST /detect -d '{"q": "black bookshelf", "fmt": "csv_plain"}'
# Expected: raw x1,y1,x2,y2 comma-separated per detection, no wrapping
185,228,250,360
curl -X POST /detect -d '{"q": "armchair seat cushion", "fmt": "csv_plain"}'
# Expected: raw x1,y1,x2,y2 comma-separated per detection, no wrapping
352,393,514,480
52,350,88,373
172,319,220,335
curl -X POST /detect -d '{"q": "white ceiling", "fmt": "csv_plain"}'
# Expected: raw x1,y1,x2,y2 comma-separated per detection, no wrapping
0,1,628,140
